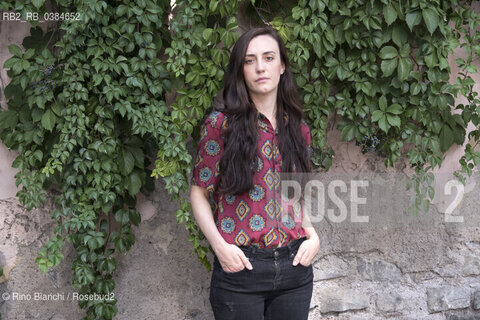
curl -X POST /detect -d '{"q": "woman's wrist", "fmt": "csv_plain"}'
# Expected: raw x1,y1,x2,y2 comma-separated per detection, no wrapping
303,227,319,240
211,237,229,255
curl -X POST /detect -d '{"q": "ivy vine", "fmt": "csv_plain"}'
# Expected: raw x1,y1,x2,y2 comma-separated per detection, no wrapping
1,0,480,319
267,0,480,212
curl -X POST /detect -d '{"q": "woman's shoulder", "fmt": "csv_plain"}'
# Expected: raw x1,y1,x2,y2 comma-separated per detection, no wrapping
300,117,309,127
300,118,311,144
204,110,228,130
300,118,310,133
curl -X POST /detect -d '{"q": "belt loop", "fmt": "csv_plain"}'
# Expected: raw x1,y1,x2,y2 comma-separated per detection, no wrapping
287,239,295,254
250,246,257,262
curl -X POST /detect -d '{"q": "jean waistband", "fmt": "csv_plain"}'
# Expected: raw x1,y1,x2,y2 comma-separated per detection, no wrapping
237,237,307,260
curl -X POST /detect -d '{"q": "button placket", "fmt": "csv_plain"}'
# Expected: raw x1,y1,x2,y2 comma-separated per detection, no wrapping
274,249,279,259
272,133,281,246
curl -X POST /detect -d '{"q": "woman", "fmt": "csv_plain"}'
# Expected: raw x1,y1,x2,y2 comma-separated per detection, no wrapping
190,27,320,320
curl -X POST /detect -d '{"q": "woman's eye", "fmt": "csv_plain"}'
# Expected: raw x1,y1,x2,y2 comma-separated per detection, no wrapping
245,59,253,64
266,56,274,61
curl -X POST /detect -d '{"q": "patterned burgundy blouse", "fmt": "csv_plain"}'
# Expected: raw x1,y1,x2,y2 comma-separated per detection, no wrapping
191,111,311,248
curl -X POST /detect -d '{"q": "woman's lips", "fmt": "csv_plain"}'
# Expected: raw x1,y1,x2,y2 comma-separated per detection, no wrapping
256,77,269,82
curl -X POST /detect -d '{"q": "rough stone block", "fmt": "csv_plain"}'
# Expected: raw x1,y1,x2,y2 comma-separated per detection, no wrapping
357,258,403,282
313,269,347,281
311,254,351,282
473,290,480,310
319,288,369,313
426,286,471,313
375,292,404,313
446,311,480,320
462,255,480,277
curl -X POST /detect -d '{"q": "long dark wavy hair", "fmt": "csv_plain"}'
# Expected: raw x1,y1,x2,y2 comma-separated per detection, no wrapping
217,27,311,195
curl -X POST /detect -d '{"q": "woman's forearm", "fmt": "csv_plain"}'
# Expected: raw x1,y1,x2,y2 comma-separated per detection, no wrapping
303,226,319,240
190,185,228,253
302,209,319,240
301,197,319,240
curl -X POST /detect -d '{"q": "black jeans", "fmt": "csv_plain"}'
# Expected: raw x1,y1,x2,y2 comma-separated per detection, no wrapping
209,237,313,320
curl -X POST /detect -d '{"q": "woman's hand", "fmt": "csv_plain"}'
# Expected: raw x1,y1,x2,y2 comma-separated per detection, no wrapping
293,236,320,267
214,242,253,273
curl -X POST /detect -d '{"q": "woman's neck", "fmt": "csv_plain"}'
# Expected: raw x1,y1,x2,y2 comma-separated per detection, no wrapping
251,93,278,128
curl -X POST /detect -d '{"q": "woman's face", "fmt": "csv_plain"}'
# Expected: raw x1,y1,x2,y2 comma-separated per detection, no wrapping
243,34,285,98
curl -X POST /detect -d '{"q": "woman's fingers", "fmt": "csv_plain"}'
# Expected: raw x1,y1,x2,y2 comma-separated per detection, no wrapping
241,253,253,270
293,247,306,266
219,245,252,272
293,239,319,266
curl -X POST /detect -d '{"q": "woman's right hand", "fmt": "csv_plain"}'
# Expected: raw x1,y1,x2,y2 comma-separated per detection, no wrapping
214,241,253,273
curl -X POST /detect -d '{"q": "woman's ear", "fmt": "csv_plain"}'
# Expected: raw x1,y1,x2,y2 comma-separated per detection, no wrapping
281,64,285,75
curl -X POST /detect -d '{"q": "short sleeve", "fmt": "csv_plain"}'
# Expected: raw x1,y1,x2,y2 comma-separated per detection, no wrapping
191,112,225,193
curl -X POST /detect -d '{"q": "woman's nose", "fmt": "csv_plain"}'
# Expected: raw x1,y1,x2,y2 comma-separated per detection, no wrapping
256,60,265,72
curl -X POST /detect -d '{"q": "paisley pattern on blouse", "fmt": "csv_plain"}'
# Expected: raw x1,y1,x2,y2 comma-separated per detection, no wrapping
191,111,311,248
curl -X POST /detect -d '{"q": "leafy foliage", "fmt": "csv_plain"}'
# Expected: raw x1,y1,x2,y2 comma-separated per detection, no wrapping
1,0,240,318
2,0,174,319
1,1,480,319
267,0,480,211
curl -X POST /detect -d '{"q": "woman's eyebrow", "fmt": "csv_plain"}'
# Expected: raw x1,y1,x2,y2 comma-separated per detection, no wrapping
245,51,277,57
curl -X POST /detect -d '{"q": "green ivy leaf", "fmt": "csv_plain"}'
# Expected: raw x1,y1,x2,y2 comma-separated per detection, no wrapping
127,146,144,168
381,58,398,77
387,114,401,127
387,104,403,115
379,46,398,60
106,259,117,274
439,125,454,152
119,150,135,175
129,210,141,226
0,110,18,129
383,5,397,26
126,171,142,196
372,110,384,122
41,109,56,132
422,8,439,35
95,304,104,317
3,57,20,69
379,96,387,111
126,77,142,88
24,48,35,59
115,209,130,225
341,124,356,141
453,126,466,145
32,0,45,9
202,28,213,41
116,5,128,16
8,44,22,58
378,115,389,133
424,54,436,68
406,10,422,31
397,57,412,81
392,26,408,47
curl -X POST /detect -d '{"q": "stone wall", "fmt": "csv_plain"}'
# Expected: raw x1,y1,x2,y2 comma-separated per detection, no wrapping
1,9,480,320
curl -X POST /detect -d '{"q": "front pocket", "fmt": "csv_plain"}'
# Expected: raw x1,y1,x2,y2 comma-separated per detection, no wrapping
221,267,246,275
297,262,311,268
214,255,249,275
289,249,312,268
289,249,298,262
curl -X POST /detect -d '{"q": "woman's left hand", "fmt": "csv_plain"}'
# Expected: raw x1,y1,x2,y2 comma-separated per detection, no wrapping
293,236,320,267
